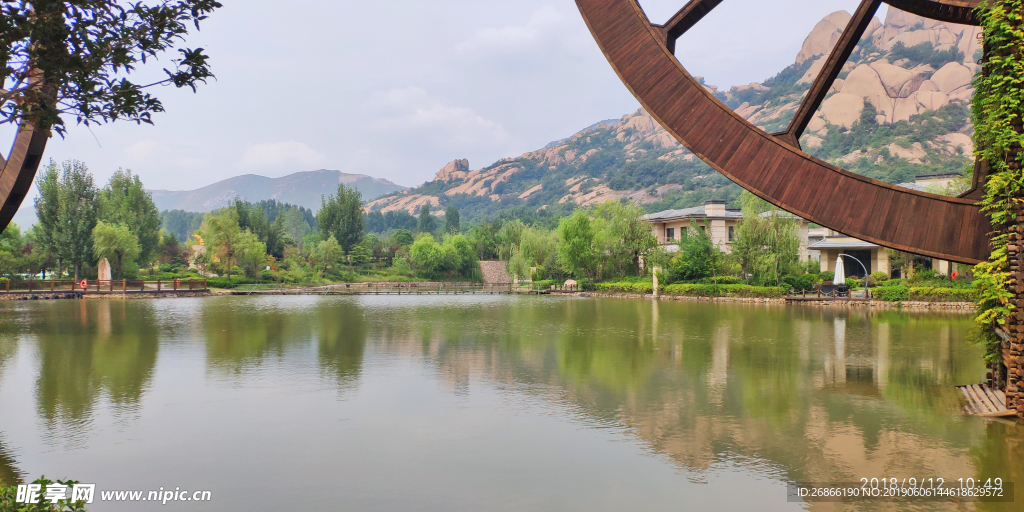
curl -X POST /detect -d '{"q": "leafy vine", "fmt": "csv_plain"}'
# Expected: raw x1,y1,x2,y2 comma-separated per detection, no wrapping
972,0,1024,361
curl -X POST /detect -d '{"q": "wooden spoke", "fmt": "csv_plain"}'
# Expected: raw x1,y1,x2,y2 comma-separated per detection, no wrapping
657,0,724,54
783,0,883,147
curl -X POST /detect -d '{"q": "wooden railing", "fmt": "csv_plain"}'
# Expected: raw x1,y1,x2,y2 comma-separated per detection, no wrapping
230,281,512,295
0,278,208,293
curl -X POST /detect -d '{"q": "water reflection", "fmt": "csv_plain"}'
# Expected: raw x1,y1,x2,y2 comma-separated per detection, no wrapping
28,301,159,436
0,296,1016,510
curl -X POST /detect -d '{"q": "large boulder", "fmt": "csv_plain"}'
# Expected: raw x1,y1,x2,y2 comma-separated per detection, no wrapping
841,64,892,121
931,62,973,95
914,90,949,112
870,61,915,98
820,93,864,129
434,159,469,182
796,11,852,64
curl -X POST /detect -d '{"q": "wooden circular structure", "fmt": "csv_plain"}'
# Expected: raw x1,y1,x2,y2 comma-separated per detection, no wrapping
575,0,989,264
0,122,48,232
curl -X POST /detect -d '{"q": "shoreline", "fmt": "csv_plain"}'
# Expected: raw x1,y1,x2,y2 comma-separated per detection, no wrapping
565,291,976,312
0,287,977,312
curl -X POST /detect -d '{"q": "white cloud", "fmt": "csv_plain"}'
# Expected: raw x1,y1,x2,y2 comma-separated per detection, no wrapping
241,141,325,169
458,5,579,54
367,87,513,150
123,139,169,161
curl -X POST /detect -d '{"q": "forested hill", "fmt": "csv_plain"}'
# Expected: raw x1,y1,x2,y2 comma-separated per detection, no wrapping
366,8,980,224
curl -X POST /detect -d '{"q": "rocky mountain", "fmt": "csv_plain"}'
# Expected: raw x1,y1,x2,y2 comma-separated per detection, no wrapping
151,169,406,213
367,7,980,221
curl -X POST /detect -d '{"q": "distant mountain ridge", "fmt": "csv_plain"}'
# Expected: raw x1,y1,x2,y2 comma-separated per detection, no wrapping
150,169,406,213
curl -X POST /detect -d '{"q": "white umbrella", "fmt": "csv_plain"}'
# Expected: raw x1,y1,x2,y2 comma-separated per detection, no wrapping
834,256,846,285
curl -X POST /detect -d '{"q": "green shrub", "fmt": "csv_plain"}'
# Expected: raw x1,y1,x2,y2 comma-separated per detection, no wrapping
662,283,786,298
206,277,256,289
596,280,654,294
872,284,977,302
869,271,889,284
907,286,976,302
820,271,835,282
696,276,743,285
782,275,815,292
874,283,909,302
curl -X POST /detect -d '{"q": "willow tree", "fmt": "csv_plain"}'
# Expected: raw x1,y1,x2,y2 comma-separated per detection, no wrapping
92,221,140,279
731,191,800,286
0,0,221,229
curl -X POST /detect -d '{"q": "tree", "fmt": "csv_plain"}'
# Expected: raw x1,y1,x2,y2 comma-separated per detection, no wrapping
670,221,726,284
0,223,24,275
410,234,445,278
281,208,312,250
318,184,365,253
204,209,242,281
92,221,140,279
156,231,187,267
0,2,221,234
99,169,160,267
443,234,478,278
233,198,285,258
444,205,461,234
1,1,221,135
233,230,267,279
593,201,657,277
393,229,415,247
557,210,596,279
33,165,60,267
34,160,99,281
417,204,437,233
496,220,526,260
731,192,801,286
349,244,371,266
467,223,498,260
311,235,343,276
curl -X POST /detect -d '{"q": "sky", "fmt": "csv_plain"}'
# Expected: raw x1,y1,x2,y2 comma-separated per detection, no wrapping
4,0,885,226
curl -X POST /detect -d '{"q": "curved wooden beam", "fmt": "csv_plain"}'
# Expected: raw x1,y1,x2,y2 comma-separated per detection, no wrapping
0,122,49,231
884,0,981,25
576,0,990,264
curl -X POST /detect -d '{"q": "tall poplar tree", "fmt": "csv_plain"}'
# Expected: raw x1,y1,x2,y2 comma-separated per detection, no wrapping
99,169,160,268
318,184,365,253
34,160,99,281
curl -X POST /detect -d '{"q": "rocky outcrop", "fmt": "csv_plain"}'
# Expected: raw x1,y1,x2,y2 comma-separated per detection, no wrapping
796,11,853,64
364,192,439,214
434,159,470,182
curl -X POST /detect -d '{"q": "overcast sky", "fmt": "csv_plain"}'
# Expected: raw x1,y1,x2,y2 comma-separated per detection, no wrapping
5,0,883,225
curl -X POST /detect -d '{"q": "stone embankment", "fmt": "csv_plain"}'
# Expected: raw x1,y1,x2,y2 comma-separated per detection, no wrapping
567,291,975,312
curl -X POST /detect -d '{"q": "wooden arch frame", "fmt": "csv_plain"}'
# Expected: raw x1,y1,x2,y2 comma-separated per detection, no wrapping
0,121,48,232
576,0,989,264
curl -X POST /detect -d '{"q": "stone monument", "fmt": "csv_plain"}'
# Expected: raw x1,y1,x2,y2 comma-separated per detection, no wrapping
98,258,112,282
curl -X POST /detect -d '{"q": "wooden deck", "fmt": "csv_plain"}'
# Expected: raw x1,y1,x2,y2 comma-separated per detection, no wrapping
957,384,1018,418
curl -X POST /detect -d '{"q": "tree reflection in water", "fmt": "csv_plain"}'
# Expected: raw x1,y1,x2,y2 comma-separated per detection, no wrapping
0,296,1018,509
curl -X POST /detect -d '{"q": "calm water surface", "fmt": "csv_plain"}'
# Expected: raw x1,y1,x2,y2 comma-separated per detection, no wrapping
0,296,1020,511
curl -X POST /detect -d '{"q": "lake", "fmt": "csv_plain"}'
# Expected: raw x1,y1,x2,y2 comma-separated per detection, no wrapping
0,296,1019,511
